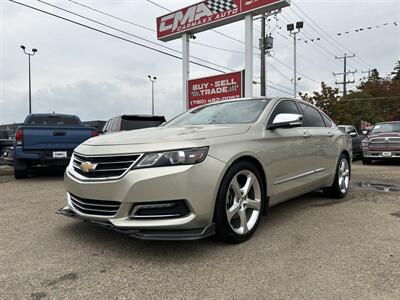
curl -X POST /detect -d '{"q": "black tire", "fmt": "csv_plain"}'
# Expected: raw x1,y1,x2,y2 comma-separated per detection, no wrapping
362,158,372,165
214,161,265,243
14,159,30,179
14,169,29,179
324,154,351,199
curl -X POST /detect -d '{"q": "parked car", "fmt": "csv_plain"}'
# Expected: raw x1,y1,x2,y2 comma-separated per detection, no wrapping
361,121,400,164
58,98,352,243
0,130,14,154
101,115,166,134
0,146,14,166
13,113,98,179
338,125,364,158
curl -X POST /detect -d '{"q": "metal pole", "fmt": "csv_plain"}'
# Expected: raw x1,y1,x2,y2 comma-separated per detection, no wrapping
245,14,253,98
260,15,266,97
182,33,190,111
343,54,347,96
28,54,32,114
293,32,297,98
151,81,155,116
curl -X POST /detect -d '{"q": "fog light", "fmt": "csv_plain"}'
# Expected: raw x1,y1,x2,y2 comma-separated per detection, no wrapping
130,201,190,219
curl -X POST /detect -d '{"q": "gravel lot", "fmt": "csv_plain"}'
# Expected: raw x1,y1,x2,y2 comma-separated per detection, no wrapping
1,162,399,299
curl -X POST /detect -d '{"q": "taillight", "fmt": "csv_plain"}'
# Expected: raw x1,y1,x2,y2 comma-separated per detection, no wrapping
15,128,23,145
91,130,98,137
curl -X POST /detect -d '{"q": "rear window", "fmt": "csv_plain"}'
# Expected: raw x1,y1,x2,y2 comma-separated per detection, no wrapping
27,115,81,126
121,119,164,131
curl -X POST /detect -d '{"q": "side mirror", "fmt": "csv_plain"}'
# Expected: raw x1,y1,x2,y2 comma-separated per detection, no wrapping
350,132,357,137
267,113,303,130
362,130,367,135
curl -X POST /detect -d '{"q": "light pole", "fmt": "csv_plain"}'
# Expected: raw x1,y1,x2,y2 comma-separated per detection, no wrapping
148,75,157,116
20,45,38,114
286,22,303,98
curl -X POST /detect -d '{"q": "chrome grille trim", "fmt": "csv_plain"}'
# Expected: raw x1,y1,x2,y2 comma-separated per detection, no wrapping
70,152,143,181
69,194,121,217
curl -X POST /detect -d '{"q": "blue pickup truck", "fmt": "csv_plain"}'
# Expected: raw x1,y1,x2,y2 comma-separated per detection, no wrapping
13,113,97,179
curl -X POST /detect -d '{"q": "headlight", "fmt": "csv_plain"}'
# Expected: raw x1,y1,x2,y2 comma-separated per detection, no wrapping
362,138,369,146
135,147,209,169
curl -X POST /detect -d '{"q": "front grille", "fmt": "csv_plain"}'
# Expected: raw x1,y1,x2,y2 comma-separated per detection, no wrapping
69,194,121,216
72,153,141,179
369,137,400,150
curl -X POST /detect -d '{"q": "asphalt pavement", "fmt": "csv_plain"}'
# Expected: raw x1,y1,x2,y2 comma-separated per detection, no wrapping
0,161,399,299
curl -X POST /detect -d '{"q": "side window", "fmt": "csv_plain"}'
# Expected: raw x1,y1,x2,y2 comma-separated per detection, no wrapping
268,100,300,126
298,103,325,127
110,118,119,132
321,113,332,128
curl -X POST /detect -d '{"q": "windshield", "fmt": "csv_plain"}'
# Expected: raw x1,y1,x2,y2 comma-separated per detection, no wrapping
27,115,81,126
371,123,400,134
166,99,270,126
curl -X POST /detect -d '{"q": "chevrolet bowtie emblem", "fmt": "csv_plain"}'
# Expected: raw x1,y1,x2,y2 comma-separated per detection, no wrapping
80,161,97,173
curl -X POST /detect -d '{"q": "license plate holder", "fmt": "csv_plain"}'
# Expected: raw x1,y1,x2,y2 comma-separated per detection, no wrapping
53,151,67,159
382,152,392,157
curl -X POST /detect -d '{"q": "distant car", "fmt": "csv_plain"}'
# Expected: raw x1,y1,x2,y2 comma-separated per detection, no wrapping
361,121,400,164
101,115,166,134
0,130,14,154
13,113,98,179
338,125,364,158
0,146,13,166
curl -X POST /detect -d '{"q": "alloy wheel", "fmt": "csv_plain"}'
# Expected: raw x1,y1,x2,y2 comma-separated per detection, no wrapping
338,158,350,194
226,170,261,235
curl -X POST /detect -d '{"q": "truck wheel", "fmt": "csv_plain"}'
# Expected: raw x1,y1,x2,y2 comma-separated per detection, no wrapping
14,160,30,179
324,154,351,199
214,161,265,243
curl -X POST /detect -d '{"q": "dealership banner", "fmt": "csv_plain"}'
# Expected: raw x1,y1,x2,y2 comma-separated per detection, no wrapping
188,70,244,109
157,0,290,41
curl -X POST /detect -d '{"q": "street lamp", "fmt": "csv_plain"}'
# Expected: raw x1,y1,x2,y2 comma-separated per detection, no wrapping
287,21,303,98
148,75,157,116
20,45,38,114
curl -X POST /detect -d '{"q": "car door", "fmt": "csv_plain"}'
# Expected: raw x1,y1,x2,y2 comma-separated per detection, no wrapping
349,126,362,154
264,99,314,203
297,102,333,186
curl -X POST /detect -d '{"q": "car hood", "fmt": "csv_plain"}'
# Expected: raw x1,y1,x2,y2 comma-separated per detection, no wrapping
366,132,400,139
83,124,251,146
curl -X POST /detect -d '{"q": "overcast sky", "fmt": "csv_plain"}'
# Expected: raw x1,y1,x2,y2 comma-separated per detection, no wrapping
1,0,399,124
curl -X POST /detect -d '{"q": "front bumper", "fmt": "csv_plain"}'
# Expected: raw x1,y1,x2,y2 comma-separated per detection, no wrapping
56,207,215,241
62,155,226,235
362,150,400,159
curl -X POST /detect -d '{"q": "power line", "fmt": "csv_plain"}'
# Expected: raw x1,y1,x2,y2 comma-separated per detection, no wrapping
35,0,234,73
11,0,293,96
68,0,245,56
9,0,226,74
291,1,372,69
146,0,321,85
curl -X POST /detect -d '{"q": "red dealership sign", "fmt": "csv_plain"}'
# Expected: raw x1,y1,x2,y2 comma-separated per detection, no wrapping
188,70,244,109
157,0,290,41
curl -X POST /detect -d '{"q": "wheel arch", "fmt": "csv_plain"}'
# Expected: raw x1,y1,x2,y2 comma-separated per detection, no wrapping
213,154,270,217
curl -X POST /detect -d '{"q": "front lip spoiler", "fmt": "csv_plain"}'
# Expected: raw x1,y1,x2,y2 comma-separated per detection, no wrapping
56,207,215,241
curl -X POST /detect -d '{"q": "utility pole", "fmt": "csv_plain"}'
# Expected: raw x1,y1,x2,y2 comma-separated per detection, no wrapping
260,14,266,96
360,69,372,82
287,21,304,98
334,54,356,97
20,45,38,114
148,75,157,115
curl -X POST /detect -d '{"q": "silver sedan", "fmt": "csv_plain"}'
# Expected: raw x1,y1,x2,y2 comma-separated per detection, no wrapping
59,97,352,243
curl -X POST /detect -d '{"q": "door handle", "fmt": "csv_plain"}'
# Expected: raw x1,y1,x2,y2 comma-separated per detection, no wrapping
303,132,312,138
327,132,334,138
